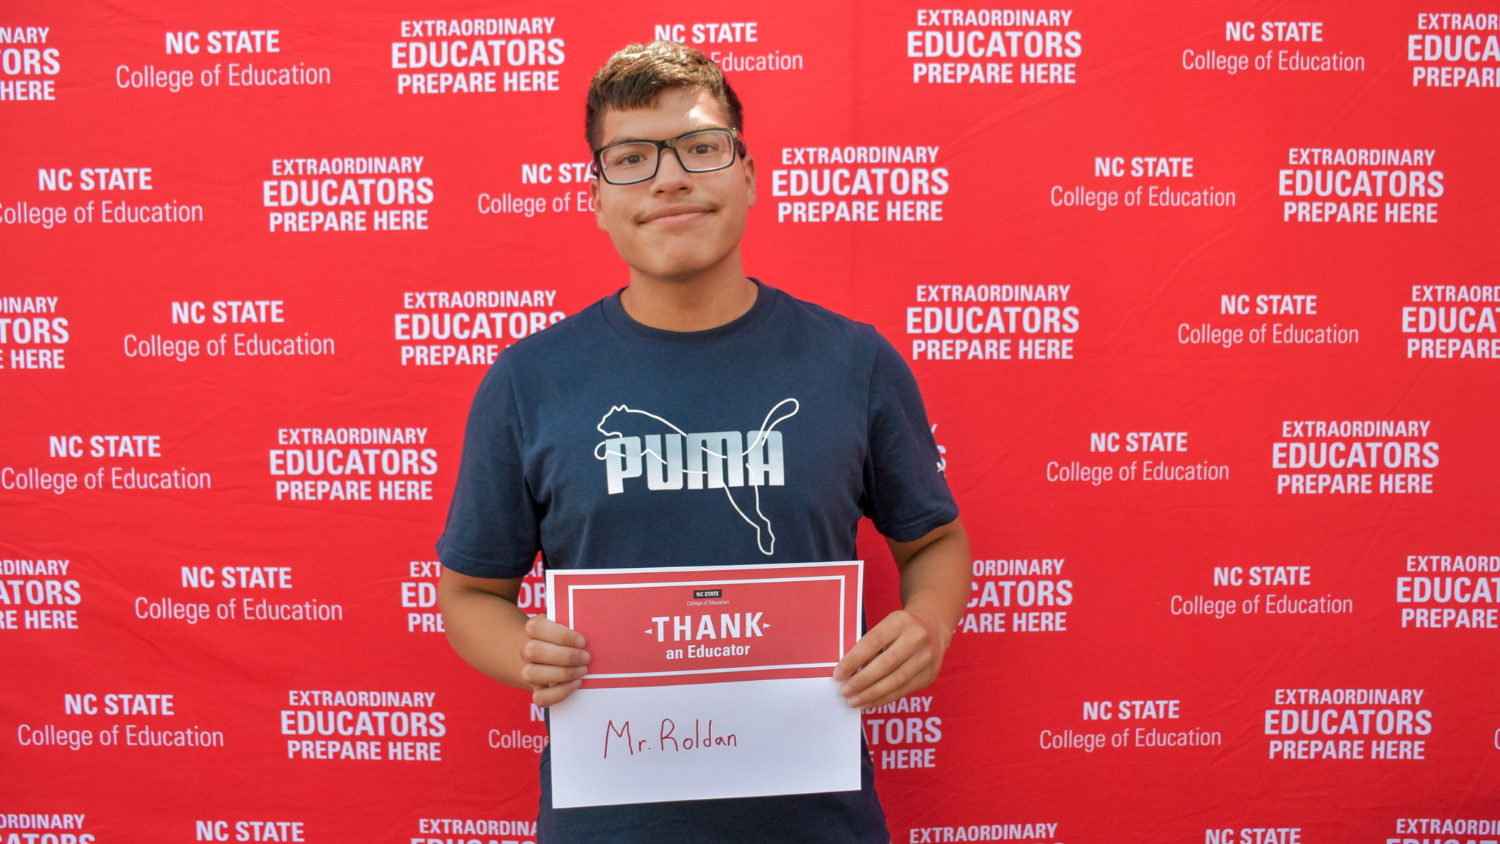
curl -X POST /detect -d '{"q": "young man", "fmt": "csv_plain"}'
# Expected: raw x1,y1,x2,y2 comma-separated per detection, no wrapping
436,41,971,843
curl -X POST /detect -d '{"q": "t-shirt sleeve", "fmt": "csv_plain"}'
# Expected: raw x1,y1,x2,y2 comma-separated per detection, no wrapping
435,357,541,579
861,332,960,542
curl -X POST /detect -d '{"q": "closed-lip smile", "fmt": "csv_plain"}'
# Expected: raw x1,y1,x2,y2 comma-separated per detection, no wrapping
641,204,713,225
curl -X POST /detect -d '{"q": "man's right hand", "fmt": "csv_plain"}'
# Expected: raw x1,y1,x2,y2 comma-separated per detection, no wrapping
437,568,592,708
520,615,592,706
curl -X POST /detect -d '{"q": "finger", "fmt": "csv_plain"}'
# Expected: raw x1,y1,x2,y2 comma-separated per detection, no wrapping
525,615,586,648
838,637,911,696
520,663,588,688
839,616,931,693
840,633,926,699
533,678,583,707
849,654,933,709
522,638,592,668
832,621,898,682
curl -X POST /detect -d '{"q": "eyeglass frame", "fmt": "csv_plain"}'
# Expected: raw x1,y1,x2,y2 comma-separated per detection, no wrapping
590,127,748,185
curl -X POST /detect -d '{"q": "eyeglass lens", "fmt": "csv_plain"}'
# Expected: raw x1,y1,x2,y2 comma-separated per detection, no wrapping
600,130,735,184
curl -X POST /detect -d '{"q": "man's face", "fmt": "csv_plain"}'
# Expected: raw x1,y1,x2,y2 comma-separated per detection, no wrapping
590,87,756,282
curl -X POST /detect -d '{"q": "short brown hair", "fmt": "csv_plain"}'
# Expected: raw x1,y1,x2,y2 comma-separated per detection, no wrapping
585,40,744,150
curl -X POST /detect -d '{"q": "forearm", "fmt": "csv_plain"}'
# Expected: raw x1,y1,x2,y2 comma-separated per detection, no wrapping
836,519,971,707
438,576,532,690
895,523,971,651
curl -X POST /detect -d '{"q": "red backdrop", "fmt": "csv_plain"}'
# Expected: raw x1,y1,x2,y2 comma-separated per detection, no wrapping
3,1,1499,842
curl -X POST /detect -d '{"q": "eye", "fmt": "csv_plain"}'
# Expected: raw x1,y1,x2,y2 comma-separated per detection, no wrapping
606,147,651,169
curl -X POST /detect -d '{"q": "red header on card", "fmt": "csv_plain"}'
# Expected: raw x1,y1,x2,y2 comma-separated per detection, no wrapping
548,562,864,689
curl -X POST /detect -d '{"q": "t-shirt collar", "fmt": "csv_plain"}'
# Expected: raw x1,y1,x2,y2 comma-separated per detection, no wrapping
600,278,777,346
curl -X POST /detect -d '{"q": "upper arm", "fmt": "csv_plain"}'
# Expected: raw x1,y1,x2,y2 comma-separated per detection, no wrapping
435,358,543,580
886,516,966,570
863,334,960,542
438,566,523,604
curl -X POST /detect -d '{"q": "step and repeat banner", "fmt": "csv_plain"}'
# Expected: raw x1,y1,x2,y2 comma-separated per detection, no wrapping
3,1,1499,842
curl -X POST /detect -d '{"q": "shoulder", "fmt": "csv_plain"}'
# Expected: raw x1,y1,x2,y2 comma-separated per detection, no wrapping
489,296,611,376
765,285,889,365
461,298,612,414
769,288,921,402
505,296,610,358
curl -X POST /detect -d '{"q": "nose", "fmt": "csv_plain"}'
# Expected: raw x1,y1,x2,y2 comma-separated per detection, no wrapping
649,146,694,194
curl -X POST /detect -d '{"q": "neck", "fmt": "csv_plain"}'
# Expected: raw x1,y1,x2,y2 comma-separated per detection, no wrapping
619,249,758,332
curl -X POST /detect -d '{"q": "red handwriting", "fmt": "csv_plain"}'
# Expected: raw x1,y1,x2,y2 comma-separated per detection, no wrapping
603,719,645,758
659,718,737,751
603,718,740,757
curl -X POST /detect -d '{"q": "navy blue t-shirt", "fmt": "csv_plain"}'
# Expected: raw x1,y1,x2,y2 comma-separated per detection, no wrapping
437,281,957,844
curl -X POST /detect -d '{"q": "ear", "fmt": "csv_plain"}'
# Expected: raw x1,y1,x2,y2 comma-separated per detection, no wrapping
590,176,607,231
742,152,756,209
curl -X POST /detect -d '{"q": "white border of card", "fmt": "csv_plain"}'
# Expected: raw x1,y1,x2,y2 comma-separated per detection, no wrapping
546,562,865,808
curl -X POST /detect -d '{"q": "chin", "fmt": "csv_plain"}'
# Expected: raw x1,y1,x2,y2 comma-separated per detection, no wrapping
645,258,718,281
633,246,728,281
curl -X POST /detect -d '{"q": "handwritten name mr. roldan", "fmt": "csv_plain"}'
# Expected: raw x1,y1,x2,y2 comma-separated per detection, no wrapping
604,718,738,758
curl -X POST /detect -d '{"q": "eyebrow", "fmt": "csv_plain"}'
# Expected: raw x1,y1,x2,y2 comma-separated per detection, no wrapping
601,126,730,146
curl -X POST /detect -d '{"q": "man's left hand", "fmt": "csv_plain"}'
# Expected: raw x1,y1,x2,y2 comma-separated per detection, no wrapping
832,608,945,709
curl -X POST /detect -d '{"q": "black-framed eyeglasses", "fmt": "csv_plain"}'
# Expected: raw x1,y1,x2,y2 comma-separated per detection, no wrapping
592,128,747,185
